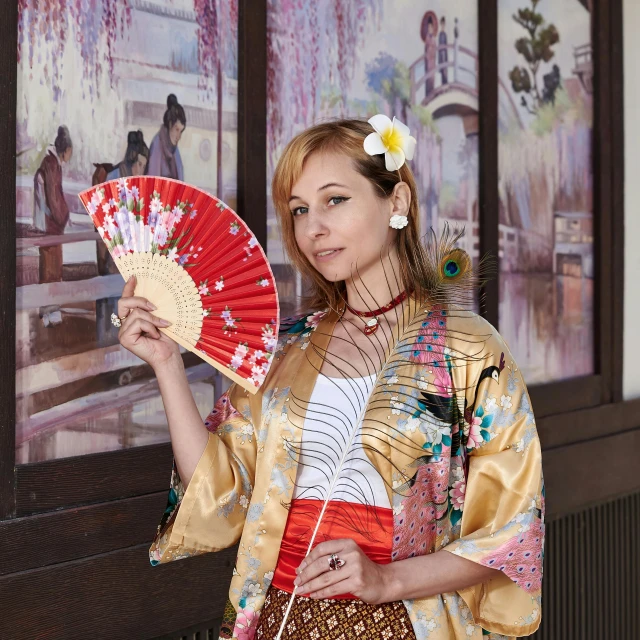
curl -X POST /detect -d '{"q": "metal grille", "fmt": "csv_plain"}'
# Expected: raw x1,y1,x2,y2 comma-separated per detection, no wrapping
532,492,640,640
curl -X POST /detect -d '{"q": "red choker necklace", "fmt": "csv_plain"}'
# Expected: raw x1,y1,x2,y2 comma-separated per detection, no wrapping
344,290,409,335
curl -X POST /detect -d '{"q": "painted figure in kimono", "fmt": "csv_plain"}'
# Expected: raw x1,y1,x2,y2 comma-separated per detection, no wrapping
90,131,149,275
115,117,544,639
33,125,73,282
92,130,149,185
422,14,438,96
147,93,186,181
438,16,449,85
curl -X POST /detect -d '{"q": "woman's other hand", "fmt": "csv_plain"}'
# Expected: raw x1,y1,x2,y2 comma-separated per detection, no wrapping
117,275,181,370
293,538,388,604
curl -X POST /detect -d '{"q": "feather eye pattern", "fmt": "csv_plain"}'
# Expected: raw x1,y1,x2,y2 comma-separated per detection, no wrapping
275,227,491,639
422,223,493,309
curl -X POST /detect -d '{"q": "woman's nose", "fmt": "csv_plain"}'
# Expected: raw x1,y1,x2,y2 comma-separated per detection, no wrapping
304,211,328,238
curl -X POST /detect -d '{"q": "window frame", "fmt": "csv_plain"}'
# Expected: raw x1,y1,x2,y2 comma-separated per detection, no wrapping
478,0,624,419
0,0,624,520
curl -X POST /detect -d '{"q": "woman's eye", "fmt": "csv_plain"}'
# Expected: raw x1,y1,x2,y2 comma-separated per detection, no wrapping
291,206,308,216
329,196,349,206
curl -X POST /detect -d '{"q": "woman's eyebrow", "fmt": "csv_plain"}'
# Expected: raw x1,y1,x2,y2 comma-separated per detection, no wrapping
289,182,350,203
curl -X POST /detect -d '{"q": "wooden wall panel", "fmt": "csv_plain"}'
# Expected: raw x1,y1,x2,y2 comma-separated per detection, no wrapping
15,443,174,517
0,545,236,640
0,492,167,576
543,428,640,519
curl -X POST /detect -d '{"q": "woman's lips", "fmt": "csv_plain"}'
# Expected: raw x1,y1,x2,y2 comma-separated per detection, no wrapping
314,248,344,262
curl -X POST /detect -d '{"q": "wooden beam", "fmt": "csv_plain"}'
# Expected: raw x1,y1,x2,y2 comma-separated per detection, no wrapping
478,0,499,327
13,394,640,516
0,0,18,520
17,344,140,397
17,274,123,309
593,0,613,405
529,374,603,418
537,398,640,451
610,0,625,402
16,229,99,250
237,0,267,246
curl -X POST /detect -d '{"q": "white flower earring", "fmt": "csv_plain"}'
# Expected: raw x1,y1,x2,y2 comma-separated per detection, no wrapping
389,214,409,229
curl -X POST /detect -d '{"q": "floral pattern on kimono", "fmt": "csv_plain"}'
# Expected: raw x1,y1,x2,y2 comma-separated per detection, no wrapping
150,306,544,640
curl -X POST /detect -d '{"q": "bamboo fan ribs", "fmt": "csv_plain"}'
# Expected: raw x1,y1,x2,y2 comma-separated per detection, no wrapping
79,177,279,394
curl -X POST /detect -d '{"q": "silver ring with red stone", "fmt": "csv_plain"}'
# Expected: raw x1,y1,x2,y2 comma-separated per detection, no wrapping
328,553,346,571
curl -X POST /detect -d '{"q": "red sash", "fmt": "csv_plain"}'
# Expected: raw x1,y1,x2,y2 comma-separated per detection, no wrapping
272,498,393,599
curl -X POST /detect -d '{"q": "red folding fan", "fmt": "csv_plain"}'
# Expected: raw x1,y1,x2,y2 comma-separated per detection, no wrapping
78,177,279,394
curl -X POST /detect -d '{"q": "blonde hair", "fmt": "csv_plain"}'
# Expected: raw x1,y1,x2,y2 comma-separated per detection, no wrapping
271,119,438,312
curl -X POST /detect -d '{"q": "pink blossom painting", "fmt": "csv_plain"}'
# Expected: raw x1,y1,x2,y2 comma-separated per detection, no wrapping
266,1,483,317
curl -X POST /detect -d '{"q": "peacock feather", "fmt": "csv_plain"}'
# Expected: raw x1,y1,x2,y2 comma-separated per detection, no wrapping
274,225,492,639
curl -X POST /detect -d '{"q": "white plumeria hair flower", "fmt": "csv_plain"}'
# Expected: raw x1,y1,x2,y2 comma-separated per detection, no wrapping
363,114,417,171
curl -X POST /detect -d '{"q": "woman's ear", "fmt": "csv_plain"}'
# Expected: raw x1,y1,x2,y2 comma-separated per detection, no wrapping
389,181,411,220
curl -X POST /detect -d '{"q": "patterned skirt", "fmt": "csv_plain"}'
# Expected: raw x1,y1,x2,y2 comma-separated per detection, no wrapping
254,584,417,640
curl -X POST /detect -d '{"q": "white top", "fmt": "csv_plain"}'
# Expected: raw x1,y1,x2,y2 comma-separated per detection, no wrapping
292,373,391,509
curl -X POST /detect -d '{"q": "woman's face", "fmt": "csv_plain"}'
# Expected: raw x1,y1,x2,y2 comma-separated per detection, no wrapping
169,121,185,146
132,154,147,176
289,151,408,283
62,147,73,163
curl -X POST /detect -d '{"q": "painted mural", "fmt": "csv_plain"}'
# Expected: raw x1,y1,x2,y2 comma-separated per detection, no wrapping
498,0,593,383
15,0,238,463
266,0,496,317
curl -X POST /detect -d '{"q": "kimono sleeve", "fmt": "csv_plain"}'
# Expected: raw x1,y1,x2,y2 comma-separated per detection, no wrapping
149,383,257,565
443,326,545,638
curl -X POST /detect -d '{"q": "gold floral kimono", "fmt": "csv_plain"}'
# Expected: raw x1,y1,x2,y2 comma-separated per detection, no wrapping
150,302,544,640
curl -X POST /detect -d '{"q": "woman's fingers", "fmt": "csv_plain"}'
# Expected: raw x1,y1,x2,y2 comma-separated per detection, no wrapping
294,539,354,592
117,296,157,319
296,550,350,585
298,540,348,573
126,318,161,340
118,275,157,317
305,575,353,600
295,555,352,597
121,275,137,298
119,309,171,337
120,317,167,341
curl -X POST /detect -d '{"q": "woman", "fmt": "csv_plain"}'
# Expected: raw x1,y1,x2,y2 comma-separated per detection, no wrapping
33,125,73,282
147,93,186,180
118,118,544,639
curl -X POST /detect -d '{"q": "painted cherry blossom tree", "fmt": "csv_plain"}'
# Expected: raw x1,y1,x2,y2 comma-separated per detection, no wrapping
18,0,132,101
266,0,383,171
194,0,239,197
194,0,239,97
18,0,238,103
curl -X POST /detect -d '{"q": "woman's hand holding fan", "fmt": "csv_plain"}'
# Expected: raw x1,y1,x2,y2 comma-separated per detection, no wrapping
79,177,280,393
115,275,182,370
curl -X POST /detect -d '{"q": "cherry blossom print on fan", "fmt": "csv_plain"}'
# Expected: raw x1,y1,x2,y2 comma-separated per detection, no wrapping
78,177,279,393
